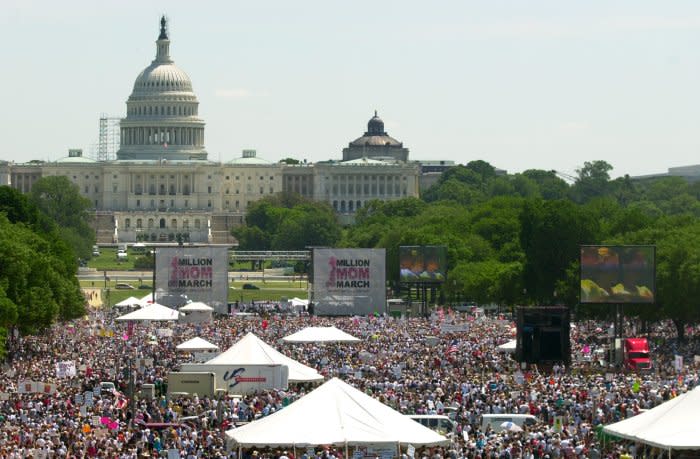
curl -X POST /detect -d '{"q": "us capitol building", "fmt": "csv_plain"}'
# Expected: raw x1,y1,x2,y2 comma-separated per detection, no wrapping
0,18,423,244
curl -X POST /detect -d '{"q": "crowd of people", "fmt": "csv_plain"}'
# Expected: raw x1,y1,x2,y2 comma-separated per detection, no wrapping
0,298,698,458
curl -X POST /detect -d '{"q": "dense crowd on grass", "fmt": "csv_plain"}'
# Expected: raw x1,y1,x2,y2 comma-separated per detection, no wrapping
0,303,698,458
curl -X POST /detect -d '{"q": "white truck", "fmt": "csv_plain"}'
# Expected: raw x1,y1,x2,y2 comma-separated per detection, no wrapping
177,364,289,395
167,372,216,397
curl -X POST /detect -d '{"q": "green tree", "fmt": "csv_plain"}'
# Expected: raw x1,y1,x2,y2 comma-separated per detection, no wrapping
235,194,341,251
29,176,95,259
233,226,273,250
521,170,570,200
450,260,523,306
510,174,542,199
422,179,485,206
271,203,341,250
655,226,700,340
0,215,85,339
469,196,525,261
570,160,613,203
466,160,498,182
520,199,600,304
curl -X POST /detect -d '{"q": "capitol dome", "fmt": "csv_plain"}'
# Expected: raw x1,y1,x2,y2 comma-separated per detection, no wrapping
132,64,193,93
117,17,207,161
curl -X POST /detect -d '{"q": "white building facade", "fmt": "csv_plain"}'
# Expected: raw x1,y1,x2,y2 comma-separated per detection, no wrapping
0,18,420,243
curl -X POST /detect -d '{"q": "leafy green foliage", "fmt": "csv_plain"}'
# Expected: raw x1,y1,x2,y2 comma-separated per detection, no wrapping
0,185,88,355
0,214,85,335
231,159,700,335
233,193,341,251
134,255,155,270
520,199,600,304
29,176,95,260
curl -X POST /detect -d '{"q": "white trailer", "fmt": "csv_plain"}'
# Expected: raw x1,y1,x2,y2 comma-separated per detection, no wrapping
179,364,288,394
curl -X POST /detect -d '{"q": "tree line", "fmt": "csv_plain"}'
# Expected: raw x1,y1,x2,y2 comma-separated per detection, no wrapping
235,160,700,339
0,177,93,357
2,160,699,348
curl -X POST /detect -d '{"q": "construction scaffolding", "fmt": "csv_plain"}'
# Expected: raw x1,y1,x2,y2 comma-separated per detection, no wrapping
91,114,120,161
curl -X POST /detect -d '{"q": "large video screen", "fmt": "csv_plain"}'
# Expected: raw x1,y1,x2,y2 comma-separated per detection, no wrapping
399,245,447,283
580,245,655,304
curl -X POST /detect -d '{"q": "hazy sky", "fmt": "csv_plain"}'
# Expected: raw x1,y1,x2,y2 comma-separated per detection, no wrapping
2,0,700,178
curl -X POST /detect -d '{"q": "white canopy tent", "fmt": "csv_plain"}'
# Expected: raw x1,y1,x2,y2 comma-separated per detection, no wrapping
115,303,179,321
603,385,700,451
283,326,360,343
176,337,220,351
497,339,516,353
179,302,214,324
114,296,142,309
139,293,154,305
289,297,309,307
226,377,448,448
179,302,214,312
205,332,323,383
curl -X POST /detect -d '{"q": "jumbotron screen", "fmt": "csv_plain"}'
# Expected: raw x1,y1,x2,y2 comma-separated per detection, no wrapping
580,245,655,304
399,245,447,283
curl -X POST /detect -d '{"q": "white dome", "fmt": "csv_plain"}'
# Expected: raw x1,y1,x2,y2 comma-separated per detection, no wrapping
116,17,207,161
132,63,193,93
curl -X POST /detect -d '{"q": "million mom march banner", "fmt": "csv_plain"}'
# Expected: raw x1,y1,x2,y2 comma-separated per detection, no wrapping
313,248,386,316
155,246,229,314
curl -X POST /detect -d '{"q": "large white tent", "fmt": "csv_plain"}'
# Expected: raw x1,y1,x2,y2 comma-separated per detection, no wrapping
283,326,360,343
603,385,700,451
114,296,142,309
226,377,448,448
496,339,516,353
139,293,154,305
179,302,214,312
179,302,214,324
176,337,219,351
205,332,323,383
115,303,180,321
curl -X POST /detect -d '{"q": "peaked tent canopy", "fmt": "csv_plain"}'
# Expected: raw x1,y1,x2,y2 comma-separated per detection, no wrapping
283,326,360,343
603,386,700,450
115,303,179,321
226,377,448,447
497,339,516,353
115,296,142,308
179,302,214,312
205,332,323,383
176,337,219,351
139,293,154,305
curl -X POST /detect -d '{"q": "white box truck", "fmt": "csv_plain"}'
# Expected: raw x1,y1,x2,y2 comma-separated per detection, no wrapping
167,372,216,397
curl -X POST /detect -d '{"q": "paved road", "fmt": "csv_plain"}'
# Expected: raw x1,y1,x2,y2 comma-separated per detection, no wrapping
77,269,306,283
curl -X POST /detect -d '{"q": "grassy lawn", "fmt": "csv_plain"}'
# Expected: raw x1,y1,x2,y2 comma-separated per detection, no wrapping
81,279,308,307
229,284,308,303
83,249,307,306
89,248,141,271
88,249,298,273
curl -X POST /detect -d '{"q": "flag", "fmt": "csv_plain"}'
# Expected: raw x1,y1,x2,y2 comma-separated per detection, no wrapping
446,340,458,356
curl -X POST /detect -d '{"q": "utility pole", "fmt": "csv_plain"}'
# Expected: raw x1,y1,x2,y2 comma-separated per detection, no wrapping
128,350,136,418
